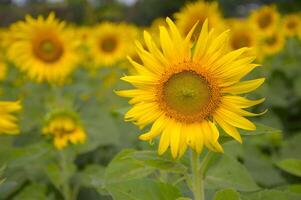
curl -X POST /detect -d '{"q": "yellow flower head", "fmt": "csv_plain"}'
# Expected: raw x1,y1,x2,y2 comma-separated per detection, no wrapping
259,31,285,59
7,13,79,84
42,111,86,150
226,19,258,50
249,5,280,35
282,14,301,37
88,22,139,67
174,1,225,39
117,18,265,158
0,101,21,135
0,57,7,81
0,28,9,49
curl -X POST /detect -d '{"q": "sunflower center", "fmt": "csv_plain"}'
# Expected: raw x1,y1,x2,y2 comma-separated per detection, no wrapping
258,13,272,29
163,70,210,115
287,20,297,30
159,69,221,123
100,37,117,53
265,35,277,46
33,37,63,63
232,33,251,49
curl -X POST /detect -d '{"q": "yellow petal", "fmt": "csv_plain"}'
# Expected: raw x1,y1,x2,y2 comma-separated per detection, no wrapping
215,107,256,130
223,96,265,108
214,114,242,143
193,19,209,61
170,121,181,158
139,115,167,140
158,124,172,155
222,78,265,94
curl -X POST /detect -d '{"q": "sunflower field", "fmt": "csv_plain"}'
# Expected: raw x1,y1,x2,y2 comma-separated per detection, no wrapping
0,0,301,199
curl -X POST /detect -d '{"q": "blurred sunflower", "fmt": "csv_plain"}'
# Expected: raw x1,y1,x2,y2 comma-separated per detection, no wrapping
260,31,285,58
250,5,280,36
0,59,7,81
282,14,301,37
148,18,168,37
227,19,258,50
7,13,79,84
0,28,8,49
117,18,265,158
42,111,86,150
75,26,93,68
0,101,21,135
174,1,225,39
88,22,138,67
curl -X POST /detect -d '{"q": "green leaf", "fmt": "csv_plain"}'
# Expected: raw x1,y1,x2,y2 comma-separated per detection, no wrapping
0,165,5,185
104,149,155,184
106,178,181,200
205,154,259,192
219,123,281,145
214,188,241,200
78,104,120,153
78,164,105,188
45,160,76,190
241,189,301,200
126,150,187,174
280,133,301,160
276,159,301,177
239,123,281,136
13,183,47,200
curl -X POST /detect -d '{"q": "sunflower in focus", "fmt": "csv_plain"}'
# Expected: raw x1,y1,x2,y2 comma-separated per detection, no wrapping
88,22,138,67
117,18,265,158
250,5,280,36
7,13,79,84
259,31,285,59
174,1,225,39
0,101,21,135
42,111,86,150
282,14,301,37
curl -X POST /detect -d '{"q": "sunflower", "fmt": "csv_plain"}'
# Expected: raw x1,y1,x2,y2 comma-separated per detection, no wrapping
249,5,280,36
0,101,21,135
282,14,301,37
7,13,79,83
174,1,225,39
0,59,7,81
259,31,285,59
42,111,86,150
226,19,258,50
88,22,138,67
0,28,8,49
117,18,265,158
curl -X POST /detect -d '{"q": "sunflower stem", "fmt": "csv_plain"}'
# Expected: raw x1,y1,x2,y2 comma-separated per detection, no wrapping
59,151,72,200
190,150,204,200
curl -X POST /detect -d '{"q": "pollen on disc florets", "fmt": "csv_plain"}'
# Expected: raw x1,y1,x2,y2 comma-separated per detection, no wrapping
157,61,221,123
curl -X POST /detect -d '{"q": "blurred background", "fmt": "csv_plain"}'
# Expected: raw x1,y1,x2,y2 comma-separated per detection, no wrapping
0,0,301,200
1,0,301,26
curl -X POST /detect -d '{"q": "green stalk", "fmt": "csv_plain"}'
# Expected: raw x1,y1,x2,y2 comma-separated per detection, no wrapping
59,151,72,200
190,150,215,200
190,150,204,200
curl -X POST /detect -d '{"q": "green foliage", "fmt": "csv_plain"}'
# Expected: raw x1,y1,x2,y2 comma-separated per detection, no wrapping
213,188,241,200
107,178,181,200
277,159,301,177
205,155,259,192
